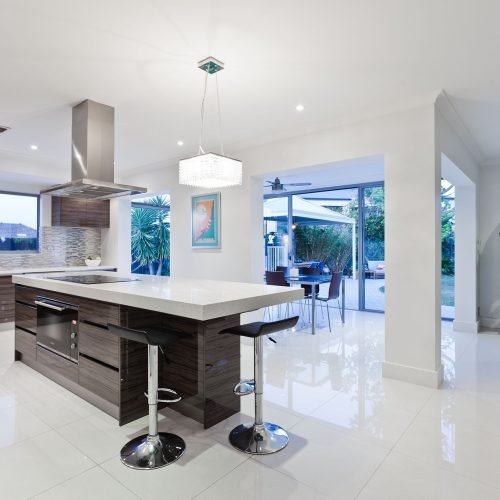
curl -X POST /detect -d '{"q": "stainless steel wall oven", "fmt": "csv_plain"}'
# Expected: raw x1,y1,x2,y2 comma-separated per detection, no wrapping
36,296,78,362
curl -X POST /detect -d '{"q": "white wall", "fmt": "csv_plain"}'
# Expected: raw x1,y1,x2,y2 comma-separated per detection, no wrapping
435,94,481,333
123,104,444,388
479,164,500,328
100,197,132,272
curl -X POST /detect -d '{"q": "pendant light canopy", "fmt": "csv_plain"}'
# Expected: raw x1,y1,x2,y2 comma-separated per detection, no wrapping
179,57,242,188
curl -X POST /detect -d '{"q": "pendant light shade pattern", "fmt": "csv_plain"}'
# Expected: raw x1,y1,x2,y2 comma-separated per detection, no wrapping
179,57,242,188
179,152,242,188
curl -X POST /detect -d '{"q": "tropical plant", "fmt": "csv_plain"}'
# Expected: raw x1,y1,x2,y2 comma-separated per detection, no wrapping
294,224,352,273
131,195,170,276
441,184,455,276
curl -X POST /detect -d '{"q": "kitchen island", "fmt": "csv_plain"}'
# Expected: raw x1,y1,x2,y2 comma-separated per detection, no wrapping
12,271,302,428
0,265,116,326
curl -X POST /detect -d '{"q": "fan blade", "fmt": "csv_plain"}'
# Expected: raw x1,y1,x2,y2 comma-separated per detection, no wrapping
285,182,312,186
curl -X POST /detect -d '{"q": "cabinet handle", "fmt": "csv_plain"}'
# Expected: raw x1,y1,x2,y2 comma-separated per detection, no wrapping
35,300,66,312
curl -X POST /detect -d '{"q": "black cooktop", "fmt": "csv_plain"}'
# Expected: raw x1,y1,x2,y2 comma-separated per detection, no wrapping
48,275,140,285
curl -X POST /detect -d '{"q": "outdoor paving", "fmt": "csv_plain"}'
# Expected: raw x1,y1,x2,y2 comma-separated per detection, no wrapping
322,278,455,319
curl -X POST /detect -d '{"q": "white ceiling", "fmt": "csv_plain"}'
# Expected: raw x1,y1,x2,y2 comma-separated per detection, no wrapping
1,0,500,184
262,156,384,194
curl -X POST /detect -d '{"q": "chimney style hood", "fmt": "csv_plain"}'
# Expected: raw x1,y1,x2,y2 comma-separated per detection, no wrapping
41,99,147,200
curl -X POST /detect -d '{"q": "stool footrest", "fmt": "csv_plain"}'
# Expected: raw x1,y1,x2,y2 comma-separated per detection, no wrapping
233,379,255,396
144,387,182,404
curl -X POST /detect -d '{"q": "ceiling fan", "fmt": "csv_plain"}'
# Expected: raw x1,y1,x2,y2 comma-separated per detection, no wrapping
264,177,312,192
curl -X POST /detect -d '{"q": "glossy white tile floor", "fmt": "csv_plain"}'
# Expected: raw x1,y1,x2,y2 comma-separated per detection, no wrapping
1,312,500,499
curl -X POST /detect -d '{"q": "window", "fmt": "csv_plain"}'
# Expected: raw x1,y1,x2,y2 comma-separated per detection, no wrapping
131,195,171,276
0,192,39,252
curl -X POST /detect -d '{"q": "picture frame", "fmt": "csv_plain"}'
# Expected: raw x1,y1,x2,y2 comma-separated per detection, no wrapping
191,192,221,248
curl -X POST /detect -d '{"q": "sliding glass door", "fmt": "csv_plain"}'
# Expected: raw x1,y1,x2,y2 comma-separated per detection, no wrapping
263,182,385,313
360,186,385,311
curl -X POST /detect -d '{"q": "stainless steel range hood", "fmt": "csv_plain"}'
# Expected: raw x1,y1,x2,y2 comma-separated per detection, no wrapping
41,99,147,200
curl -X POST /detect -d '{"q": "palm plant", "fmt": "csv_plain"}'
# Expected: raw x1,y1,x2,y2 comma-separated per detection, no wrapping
131,196,170,275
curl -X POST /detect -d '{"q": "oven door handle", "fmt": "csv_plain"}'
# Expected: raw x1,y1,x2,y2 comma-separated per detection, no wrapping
34,300,67,312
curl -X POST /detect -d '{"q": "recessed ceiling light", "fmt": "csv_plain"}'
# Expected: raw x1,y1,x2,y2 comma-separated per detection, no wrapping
295,104,305,112
30,144,38,150
177,140,184,146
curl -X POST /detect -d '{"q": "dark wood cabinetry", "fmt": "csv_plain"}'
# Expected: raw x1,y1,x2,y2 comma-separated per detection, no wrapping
52,197,110,228
0,276,15,323
79,355,119,406
79,322,120,368
14,284,241,428
14,327,36,362
15,302,36,333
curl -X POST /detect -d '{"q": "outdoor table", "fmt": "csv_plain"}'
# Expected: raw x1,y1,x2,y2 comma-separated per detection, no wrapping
284,274,345,334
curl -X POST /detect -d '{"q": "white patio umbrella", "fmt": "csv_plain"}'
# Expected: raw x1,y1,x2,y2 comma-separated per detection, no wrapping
264,196,357,277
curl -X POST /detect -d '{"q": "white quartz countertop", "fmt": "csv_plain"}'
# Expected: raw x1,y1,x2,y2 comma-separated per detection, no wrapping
12,271,303,321
0,265,116,277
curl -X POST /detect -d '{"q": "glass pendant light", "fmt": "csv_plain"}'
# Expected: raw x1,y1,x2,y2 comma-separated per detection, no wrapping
179,57,242,188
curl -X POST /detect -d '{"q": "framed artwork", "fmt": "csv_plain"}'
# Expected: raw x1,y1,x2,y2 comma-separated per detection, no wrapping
191,192,221,248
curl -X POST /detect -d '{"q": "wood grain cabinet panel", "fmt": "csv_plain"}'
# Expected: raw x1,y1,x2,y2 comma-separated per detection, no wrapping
79,355,119,406
15,328,36,362
79,298,119,327
79,322,120,368
52,197,110,228
15,285,38,306
15,302,37,333
84,199,110,228
0,276,15,323
36,346,78,383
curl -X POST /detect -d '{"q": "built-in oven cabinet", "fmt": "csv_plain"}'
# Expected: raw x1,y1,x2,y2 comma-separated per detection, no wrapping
15,302,37,334
36,345,78,383
15,285,38,306
13,285,151,425
15,327,36,362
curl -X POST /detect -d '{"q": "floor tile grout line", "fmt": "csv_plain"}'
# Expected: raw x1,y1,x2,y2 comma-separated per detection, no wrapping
189,456,252,499
96,463,142,499
355,377,500,497
353,385,435,498
248,455,335,499
26,464,100,499
0,425,54,454
385,445,500,495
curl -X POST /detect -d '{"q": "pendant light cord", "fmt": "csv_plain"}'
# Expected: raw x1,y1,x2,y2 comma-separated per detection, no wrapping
215,73,224,155
198,71,209,155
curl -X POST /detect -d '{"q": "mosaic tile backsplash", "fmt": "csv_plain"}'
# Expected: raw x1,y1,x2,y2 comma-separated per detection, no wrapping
0,226,101,269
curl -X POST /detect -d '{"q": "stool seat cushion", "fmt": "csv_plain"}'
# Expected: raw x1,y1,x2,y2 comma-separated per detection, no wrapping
219,316,299,338
108,324,183,346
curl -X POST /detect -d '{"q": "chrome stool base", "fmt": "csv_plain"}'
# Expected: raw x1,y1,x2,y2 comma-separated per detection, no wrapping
120,432,186,470
229,422,289,455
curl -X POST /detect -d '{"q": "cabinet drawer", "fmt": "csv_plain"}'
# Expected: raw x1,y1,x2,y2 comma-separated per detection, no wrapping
15,285,37,306
79,298,119,327
79,322,120,369
15,327,36,362
79,355,119,406
15,302,37,333
36,346,78,383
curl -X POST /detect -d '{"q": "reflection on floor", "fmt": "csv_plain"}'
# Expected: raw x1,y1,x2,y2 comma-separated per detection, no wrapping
0,313,499,499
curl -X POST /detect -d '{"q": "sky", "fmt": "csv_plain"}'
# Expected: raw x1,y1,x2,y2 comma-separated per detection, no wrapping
0,193,38,228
